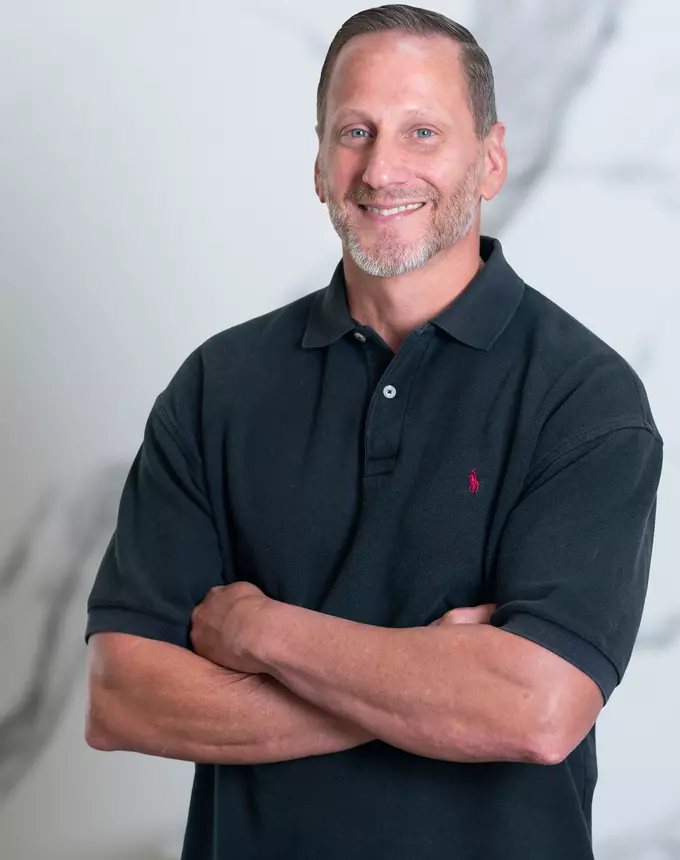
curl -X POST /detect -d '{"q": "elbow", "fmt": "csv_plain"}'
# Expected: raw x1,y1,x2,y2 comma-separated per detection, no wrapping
528,734,569,766
85,723,115,752
525,684,602,767
84,684,120,751
529,720,590,766
523,692,572,766
84,644,124,752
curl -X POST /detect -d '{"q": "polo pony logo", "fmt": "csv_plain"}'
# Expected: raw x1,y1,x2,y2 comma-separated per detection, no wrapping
468,468,480,494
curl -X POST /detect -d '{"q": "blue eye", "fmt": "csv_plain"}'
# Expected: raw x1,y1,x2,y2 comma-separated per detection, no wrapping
415,128,434,138
347,128,369,138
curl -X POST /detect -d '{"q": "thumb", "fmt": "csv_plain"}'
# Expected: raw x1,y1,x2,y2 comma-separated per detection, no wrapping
429,603,498,627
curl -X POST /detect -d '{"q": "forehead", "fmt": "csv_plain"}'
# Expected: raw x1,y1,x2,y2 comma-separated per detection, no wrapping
326,31,469,119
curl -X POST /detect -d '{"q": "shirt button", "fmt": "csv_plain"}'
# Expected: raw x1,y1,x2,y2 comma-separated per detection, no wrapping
353,331,367,342
383,385,397,399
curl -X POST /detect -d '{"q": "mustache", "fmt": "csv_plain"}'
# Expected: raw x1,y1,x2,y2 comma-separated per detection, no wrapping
345,188,437,205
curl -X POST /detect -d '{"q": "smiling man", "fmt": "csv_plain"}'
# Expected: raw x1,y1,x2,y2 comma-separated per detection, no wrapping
84,5,663,860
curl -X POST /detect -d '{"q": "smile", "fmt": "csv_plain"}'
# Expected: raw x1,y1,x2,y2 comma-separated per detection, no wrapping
358,202,426,217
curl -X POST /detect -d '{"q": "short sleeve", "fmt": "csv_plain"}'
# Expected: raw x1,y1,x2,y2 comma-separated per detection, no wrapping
85,395,225,649
490,426,663,704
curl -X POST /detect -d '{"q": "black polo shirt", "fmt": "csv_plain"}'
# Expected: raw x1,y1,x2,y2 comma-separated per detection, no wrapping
86,236,663,860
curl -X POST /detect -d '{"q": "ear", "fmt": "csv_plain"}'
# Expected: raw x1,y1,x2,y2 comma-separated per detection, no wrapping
480,122,507,202
314,154,326,204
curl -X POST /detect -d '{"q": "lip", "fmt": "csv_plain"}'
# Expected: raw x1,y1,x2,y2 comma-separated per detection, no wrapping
357,201,426,209
356,201,427,219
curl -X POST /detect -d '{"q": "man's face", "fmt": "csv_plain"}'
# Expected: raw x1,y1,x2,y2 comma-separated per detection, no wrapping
315,31,504,277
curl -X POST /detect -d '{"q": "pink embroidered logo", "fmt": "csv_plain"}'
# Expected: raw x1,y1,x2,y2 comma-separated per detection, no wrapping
468,468,480,494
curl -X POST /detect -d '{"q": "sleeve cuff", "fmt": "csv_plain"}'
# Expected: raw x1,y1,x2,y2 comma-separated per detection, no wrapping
496,612,620,704
85,605,190,649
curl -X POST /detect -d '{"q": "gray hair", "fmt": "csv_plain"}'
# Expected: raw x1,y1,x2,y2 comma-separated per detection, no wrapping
316,4,497,140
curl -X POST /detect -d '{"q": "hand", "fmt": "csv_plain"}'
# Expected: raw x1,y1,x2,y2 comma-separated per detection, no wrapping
428,603,498,627
190,581,274,673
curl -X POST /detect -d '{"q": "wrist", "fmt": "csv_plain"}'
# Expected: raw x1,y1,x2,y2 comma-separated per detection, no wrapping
244,596,287,673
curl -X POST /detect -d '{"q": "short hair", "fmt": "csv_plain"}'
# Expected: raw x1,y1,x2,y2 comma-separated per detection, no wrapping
316,4,497,140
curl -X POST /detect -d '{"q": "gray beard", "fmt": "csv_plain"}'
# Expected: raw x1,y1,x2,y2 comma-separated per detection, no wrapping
323,163,480,278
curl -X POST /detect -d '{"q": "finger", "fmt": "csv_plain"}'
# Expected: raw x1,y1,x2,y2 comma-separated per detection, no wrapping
439,603,498,625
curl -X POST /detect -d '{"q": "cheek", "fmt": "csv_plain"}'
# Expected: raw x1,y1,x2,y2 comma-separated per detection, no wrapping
430,147,476,182
325,150,363,190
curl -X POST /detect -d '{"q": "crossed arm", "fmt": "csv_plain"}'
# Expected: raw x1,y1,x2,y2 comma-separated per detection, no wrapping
86,631,376,765
85,593,603,767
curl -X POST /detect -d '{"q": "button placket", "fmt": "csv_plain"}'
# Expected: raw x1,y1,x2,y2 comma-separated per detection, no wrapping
364,330,432,475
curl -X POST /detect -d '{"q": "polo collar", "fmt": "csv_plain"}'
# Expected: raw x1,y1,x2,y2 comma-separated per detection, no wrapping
301,236,525,351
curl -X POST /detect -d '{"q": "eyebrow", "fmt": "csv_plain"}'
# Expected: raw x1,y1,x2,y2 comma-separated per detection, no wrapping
330,107,445,132
333,107,434,121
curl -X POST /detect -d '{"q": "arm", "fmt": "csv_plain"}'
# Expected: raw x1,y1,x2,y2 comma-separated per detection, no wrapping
87,604,495,764
85,631,375,765
243,602,581,766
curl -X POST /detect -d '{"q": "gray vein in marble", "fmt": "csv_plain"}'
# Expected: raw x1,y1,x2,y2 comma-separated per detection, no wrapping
0,465,126,804
0,486,56,590
475,0,624,234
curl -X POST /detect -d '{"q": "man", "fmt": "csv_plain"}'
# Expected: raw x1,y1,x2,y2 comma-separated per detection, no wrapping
84,5,663,859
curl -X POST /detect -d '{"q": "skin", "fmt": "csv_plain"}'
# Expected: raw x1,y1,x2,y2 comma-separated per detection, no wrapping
313,30,507,351
190,582,497,676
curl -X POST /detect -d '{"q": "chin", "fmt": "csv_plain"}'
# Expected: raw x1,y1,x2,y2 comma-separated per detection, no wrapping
350,247,431,278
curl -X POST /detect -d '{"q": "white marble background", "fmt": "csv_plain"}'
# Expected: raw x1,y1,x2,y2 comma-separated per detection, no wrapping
1,1,678,858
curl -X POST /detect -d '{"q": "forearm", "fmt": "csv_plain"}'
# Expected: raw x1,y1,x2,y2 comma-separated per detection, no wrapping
86,632,375,764
253,604,553,764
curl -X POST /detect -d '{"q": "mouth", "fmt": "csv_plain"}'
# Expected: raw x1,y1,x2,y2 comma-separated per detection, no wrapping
356,201,427,219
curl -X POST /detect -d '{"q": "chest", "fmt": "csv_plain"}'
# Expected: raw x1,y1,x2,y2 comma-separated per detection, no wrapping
216,335,531,627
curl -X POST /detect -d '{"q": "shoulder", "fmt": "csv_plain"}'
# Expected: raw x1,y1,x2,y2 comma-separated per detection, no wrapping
513,284,662,463
150,288,320,446
202,289,319,360
190,287,317,372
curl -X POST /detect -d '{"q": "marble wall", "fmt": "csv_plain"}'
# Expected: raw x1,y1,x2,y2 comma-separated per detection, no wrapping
1,1,678,857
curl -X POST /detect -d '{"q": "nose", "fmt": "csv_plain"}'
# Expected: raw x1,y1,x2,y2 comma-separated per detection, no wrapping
361,133,413,189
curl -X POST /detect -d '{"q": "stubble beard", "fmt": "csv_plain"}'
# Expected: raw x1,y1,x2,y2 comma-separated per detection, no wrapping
322,160,482,278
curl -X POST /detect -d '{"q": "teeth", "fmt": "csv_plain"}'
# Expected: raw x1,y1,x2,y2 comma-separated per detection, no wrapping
364,202,425,216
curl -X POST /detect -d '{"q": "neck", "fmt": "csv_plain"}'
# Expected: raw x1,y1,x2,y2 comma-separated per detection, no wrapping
342,228,484,352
